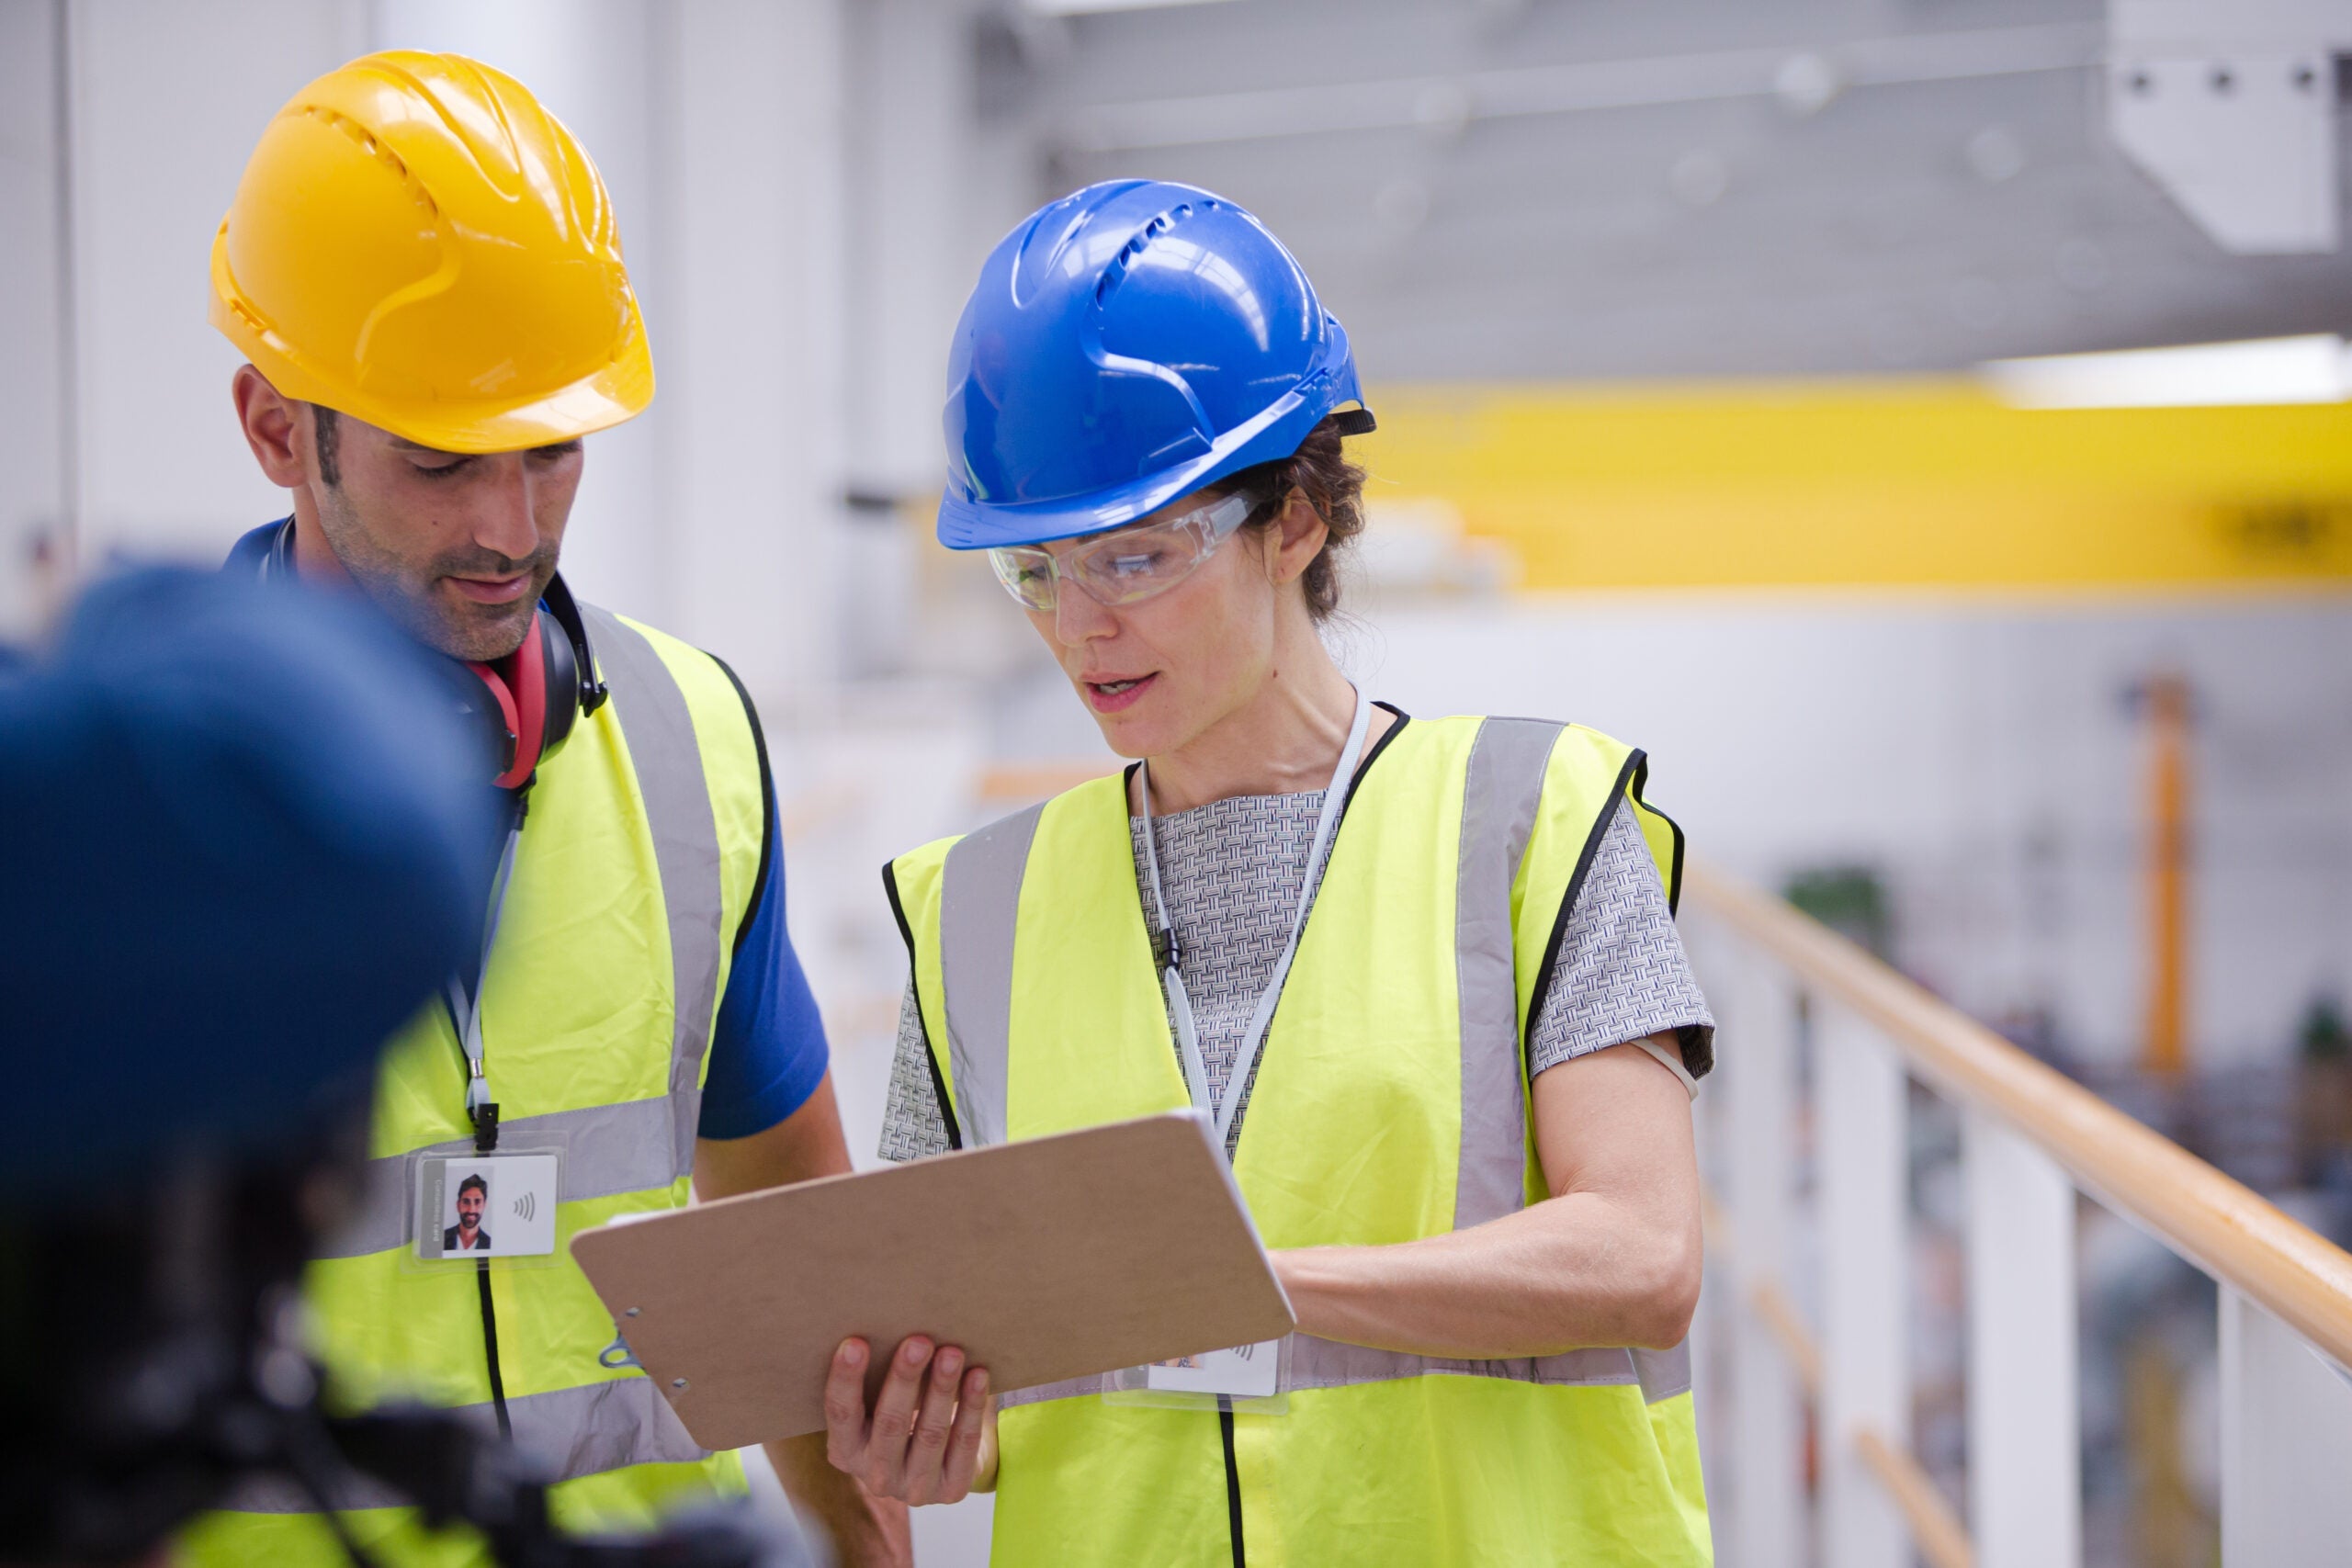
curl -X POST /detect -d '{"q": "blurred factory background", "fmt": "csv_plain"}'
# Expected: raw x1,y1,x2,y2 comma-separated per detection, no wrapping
5,2,2349,1563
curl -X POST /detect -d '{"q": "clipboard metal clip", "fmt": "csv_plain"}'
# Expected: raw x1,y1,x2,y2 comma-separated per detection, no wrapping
598,1331,643,1371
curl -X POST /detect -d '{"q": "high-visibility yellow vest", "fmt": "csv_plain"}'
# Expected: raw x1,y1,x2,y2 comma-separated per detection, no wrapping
179,608,766,1567
888,714,1712,1567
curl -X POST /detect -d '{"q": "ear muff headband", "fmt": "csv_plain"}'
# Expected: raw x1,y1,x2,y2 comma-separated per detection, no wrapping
538,610,580,762
478,575,600,789
473,581,604,789
539,573,606,717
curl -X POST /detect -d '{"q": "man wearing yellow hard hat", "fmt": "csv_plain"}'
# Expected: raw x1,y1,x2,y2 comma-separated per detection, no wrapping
179,52,909,1566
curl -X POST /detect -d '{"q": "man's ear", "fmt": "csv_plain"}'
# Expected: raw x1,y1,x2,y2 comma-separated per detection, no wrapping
232,365,312,490
1267,488,1329,586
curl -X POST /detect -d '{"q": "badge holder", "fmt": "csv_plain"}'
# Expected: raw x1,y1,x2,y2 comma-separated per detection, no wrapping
1102,1334,1292,1416
1107,694,1368,1422
405,808,568,1277
398,1144,567,1275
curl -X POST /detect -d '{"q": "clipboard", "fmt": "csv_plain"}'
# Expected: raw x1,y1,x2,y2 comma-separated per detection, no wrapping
570,1110,1295,1449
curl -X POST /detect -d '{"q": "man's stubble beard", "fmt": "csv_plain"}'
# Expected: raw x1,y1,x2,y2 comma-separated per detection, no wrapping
314,486,559,662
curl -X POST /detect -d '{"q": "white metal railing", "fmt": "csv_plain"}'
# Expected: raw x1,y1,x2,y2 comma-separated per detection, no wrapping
1685,863,2352,1568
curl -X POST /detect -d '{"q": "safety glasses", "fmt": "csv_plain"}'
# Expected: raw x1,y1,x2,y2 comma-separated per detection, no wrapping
988,490,1266,613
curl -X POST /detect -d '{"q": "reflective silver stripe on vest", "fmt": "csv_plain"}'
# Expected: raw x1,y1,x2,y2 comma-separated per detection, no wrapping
320,1097,686,1260
209,1375,710,1512
314,609,727,1262
1453,717,1563,1231
936,803,1045,1147
1002,1337,1690,1408
583,607,727,1174
1289,1335,1636,1392
1002,1371,1113,1407
1290,1336,1689,1403
1633,1342,1694,1403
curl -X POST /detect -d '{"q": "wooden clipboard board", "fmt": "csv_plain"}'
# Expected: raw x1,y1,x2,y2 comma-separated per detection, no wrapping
570,1111,1295,1449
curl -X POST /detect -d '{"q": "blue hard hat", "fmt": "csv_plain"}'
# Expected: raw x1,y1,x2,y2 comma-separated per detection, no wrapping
938,179,1369,550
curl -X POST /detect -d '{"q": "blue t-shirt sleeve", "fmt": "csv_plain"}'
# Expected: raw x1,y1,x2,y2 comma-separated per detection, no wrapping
695,785,831,1140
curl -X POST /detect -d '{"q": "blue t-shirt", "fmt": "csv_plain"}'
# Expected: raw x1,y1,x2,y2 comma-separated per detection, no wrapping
225,521,829,1141
698,783,831,1138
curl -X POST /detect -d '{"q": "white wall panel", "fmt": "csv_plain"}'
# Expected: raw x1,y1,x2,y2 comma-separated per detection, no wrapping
0,0,68,637
64,0,361,570
1311,592,2352,1070
368,0,673,629
658,0,849,710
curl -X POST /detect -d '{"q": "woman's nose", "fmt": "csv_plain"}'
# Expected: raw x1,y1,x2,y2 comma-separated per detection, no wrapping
1052,581,1117,645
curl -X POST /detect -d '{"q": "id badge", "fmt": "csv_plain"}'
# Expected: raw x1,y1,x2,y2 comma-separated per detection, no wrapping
412,1151,562,1263
1104,1336,1291,1414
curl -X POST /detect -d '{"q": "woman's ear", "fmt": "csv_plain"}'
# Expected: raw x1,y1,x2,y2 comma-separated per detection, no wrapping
1266,488,1329,586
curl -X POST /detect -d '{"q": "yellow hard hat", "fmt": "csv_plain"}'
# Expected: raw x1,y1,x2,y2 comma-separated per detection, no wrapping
209,51,651,455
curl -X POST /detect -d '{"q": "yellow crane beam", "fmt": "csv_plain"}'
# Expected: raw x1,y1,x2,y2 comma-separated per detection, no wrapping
1363,380,2352,593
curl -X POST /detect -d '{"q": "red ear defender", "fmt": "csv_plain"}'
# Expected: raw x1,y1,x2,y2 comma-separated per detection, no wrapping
462,656,525,786
485,620,550,791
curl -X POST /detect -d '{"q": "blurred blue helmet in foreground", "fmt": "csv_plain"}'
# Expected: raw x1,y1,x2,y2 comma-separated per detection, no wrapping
938,179,1369,550
0,570,491,1194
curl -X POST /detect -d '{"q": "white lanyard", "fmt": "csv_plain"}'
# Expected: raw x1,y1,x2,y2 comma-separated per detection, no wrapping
1137,689,1373,1157
444,805,525,1137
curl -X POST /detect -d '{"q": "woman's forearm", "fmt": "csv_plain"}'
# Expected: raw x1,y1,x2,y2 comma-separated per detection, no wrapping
1272,1190,1701,1360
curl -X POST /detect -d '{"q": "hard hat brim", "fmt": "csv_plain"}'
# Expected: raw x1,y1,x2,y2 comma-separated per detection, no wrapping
937,346,1365,552
209,231,655,456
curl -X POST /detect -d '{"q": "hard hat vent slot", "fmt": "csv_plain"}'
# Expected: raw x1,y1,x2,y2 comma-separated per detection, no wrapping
1094,202,1195,309
301,106,440,220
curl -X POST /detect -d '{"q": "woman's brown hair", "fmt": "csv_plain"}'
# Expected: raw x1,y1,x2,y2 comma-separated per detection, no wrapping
1225,414,1367,623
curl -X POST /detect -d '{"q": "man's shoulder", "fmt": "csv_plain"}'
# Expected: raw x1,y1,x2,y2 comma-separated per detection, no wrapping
571,602,769,865
579,603,755,730
222,519,290,575
579,603,716,676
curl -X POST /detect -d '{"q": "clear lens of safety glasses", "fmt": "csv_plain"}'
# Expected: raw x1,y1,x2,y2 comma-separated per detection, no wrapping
988,491,1262,612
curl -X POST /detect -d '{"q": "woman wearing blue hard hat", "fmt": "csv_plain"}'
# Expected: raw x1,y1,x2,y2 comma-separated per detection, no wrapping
827,181,1716,1565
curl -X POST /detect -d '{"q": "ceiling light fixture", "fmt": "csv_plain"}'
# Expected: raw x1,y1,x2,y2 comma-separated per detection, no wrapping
1981,334,2352,408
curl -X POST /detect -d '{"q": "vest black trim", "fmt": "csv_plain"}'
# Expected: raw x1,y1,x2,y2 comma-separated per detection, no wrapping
707,652,775,958
883,861,962,1150
1521,748,1647,1066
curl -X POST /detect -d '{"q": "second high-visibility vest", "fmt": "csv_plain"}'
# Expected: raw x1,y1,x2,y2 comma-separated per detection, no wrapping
887,712,1713,1567
179,608,766,1567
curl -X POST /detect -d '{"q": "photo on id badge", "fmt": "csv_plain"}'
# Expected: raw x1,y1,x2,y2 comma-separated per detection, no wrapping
415,1153,560,1260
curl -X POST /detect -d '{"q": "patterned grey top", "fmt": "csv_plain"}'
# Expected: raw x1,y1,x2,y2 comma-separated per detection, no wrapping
878,783,1713,1165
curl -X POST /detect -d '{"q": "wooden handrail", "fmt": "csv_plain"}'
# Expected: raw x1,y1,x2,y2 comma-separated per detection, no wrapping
1747,1278,1823,1399
1686,860,2352,1373
1710,1190,1973,1565
1707,1191,1973,1566
1856,1429,1974,1568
